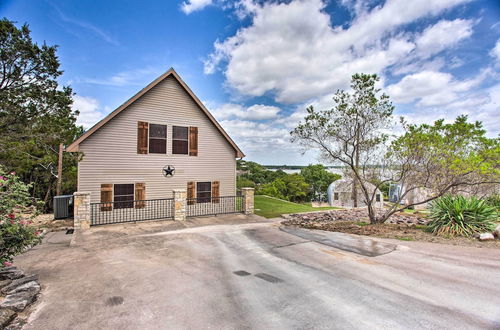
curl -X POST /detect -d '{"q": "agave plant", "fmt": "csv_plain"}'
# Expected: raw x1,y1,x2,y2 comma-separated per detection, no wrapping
427,195,498,237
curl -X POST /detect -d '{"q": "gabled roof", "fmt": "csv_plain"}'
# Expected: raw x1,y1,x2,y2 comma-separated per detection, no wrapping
66,68,244,158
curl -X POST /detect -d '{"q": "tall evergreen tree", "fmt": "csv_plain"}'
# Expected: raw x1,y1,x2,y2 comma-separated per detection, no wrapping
0,18,83,210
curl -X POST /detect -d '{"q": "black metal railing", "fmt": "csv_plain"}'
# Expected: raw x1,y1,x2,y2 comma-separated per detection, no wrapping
90,198,174,226
187,195,243,217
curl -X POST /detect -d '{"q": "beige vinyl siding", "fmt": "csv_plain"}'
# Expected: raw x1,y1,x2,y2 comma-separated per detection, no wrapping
78,76,237,203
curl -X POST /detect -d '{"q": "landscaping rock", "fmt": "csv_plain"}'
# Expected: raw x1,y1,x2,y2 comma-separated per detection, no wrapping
4,281,40,295
1,275,38,294
282,209,428,227
494,225,500,238
479,233,495,241
4,316,26,330
0,279,12,289
0,309,17,328
0,268,24,281
0,290,38,312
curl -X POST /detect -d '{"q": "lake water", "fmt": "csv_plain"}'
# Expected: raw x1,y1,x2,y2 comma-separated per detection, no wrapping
268,168,344,175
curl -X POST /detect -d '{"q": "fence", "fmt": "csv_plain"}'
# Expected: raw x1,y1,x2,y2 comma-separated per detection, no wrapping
90,198,174,226
186,195,243,217
74,188,254,229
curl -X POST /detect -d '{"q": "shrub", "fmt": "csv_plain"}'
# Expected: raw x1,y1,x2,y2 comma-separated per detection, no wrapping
0,166,42,267
237,177,255,189
483,195,500,212
427,195,498,237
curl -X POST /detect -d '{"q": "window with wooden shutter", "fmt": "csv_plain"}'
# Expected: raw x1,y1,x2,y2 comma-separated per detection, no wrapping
137,121,149,154
114,184,134,209
149,124,167,154
189,127,198,156
187,181,195,205
135,183,146,209
212,181,220,204
100,184,113,211
197,182,211,203
173,126,189,154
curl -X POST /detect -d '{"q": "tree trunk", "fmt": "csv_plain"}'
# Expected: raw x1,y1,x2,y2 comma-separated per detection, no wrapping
352,142,360,208
56,143,63,196
43,181,53,212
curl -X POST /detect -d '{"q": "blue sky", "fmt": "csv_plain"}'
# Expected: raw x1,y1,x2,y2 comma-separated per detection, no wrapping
2,0,499,165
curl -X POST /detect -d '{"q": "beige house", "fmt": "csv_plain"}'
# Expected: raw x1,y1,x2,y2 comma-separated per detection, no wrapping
67,68,244,206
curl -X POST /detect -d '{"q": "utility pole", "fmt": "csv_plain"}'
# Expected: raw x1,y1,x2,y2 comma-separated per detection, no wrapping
56,143,63,196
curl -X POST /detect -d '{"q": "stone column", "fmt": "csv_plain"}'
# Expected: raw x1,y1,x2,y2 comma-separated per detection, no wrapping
173,189,187,221
73,192,91,230
242,188,255,215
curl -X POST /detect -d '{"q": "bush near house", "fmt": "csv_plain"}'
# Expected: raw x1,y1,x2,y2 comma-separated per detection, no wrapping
0,166,42,267
427,195,497,237
257,173,310,202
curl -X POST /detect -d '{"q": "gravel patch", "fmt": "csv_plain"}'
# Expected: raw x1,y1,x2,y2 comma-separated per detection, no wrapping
282,209,500,249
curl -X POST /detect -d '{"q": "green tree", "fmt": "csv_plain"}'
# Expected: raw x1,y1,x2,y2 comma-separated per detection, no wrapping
300,164,341,201
386,116,499,212
0,18,83,210
281,174,310,202
237,177,255,189
291,73,394,222
258,180,285,200
291,73,499,224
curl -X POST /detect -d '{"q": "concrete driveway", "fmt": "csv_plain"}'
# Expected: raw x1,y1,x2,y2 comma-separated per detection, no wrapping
14,215,500,329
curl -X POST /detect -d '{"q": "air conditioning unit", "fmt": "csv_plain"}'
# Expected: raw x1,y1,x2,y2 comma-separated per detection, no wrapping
54,195,74,219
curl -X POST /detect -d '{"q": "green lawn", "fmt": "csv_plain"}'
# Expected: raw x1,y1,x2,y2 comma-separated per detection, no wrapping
254,195,338,218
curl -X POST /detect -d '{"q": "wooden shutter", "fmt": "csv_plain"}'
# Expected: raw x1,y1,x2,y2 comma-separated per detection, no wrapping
100,184,113,211
212,181,220,204
135,183,146,209
189,127,198,156
187,181,195,205
137,121,149,154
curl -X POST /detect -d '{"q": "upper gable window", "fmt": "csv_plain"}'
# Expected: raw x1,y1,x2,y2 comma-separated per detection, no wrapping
149,124,167,154
173,126,189,154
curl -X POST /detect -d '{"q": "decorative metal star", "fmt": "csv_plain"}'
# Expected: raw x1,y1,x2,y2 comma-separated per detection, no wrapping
163,165,175,177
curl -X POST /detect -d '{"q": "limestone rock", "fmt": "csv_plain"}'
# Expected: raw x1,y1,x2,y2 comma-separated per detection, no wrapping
282,209,428,227
0,279,12,289
494,225,500,238
0,309,17,328
0,290,37,312
4,281,40,295
0,268,24,281
478,233,495,241
4,316,26,330
1,275,38,294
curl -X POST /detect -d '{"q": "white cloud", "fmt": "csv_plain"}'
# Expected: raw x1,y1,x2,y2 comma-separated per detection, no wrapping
219,118,295,159
386,70,487,106
491,39,500,64
212,103,281,120
398,83,500,136
181,0,213,14
204,0,471,104
82,67,160,86
52,4,119,46
415,19,473,59
73,95,104,129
